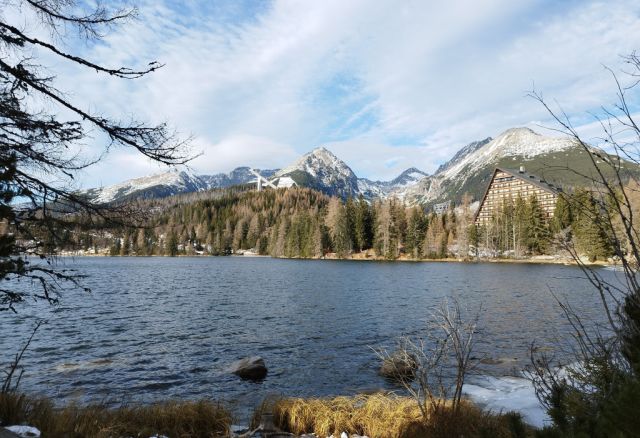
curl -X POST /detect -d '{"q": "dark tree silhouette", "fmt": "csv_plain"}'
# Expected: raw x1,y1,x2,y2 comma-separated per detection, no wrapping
0,0,191,312
527,53,640,435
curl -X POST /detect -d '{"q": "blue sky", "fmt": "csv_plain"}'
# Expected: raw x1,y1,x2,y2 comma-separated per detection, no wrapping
12,0,640,186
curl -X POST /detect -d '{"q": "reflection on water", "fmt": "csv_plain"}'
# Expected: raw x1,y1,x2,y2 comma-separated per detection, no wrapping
0,257,616,418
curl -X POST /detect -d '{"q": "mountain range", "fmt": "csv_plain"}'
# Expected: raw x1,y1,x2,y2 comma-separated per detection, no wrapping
83,127,631,206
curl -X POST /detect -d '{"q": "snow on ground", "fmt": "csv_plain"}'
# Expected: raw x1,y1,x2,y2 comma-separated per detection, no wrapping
5,425,41,437
463,374,549,429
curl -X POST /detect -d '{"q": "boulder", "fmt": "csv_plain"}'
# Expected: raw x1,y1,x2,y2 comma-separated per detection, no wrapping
228,356,267,380
379,351,417,380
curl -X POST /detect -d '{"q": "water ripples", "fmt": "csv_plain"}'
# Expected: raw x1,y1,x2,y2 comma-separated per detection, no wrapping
0,257,615,419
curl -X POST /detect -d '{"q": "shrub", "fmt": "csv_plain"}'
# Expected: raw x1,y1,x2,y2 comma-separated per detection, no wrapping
0,392,232,438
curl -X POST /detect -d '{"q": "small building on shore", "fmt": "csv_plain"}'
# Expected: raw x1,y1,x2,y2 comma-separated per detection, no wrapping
474,167,561,225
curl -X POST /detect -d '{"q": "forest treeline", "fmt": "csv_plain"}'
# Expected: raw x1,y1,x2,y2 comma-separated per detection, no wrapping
57,185,621,261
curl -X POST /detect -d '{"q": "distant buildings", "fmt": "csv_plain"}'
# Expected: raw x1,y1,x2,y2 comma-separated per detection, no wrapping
433,200,452,214
474,167,560,225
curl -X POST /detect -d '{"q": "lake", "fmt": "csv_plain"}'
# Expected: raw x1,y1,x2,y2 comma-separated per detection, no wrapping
0,257,618,423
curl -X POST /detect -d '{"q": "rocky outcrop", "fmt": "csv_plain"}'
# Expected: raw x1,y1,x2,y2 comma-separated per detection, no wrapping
228,356,268,380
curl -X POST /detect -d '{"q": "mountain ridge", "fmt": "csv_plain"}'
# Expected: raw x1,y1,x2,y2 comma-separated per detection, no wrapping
81,127,631,206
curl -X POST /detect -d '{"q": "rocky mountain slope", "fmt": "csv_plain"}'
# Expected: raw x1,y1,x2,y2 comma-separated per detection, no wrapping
199,167,277,189
83,147,427,204
403,127,634,206
82,167,276,204
274,147,361,199
82,170,209,204
82,127,634,206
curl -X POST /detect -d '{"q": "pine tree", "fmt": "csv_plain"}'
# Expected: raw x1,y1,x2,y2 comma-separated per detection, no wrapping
571,190,613,261
345,197,359,252
354,195,374,251
456,194,473,258
526,194,551,254
552,193,573,233
514,195,528,257
166,230,179,257
406,207,428,258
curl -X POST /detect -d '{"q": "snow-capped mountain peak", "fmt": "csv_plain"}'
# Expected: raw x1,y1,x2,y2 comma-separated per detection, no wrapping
86,169,206,204
274,147,360,199
488,127,575,157
278,146,356,179
81,127,599,206
390,167,429,187
439,127,576,181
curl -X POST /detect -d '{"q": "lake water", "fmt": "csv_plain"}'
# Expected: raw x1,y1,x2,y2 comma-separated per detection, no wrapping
0,257,619,424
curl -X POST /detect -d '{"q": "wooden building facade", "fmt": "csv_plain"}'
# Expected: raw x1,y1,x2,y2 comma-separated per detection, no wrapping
474,167,560,225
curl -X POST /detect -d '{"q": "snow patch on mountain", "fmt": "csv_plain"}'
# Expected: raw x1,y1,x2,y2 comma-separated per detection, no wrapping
440,127,575,181
274,147,428,200
390,167,429,187
277,147,357,180
275,147,360,198
200,167,277,188
89,170,206,204
82,127,583,206
436,137,492,174
402,127,579,206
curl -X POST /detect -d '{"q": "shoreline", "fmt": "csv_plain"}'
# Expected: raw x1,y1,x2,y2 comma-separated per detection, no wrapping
55,251,612,267
1,372,545,436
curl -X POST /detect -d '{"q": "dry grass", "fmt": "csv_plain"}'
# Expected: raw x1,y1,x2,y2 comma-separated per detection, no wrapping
271,393,534,438
273,393,425,438
0,392,232,438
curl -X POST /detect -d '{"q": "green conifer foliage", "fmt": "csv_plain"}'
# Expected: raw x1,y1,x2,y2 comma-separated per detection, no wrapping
571,189,613,261
526,194,551,254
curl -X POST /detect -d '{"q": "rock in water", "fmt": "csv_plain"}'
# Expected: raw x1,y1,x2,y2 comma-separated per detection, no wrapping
228,356,267,380
379,350,417,381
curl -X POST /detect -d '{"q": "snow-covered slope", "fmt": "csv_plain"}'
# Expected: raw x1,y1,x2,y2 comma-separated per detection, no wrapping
200,167,277,188
274,147,428,200
275,147,361,199
435,137,492,174
83,170,209,204
440,128,575,181
82,127,613,206
390,167,429,187
403,127,580,206
84,167,278,204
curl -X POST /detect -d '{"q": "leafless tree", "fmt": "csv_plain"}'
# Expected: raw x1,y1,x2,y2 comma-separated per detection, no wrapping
0,1,192,312
1,320,44,393
375,298,481,420
526,52,640,434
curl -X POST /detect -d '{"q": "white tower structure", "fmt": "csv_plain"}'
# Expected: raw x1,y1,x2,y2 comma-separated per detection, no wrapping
249,169,277,191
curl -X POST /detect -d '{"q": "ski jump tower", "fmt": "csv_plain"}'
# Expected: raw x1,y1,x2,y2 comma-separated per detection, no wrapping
249,169,277,192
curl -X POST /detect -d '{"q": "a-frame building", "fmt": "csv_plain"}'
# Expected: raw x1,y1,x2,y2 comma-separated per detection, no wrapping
474,167,561,225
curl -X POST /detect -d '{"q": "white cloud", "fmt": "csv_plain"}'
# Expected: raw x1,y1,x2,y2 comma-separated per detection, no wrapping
191,134,298,174
11,0,640,185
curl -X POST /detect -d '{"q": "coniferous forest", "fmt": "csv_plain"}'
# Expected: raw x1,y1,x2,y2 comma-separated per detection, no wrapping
56,184,624,262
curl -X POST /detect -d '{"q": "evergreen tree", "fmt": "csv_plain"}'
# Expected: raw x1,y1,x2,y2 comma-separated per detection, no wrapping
166,230,179,257
572,190,613,261
526,194,551,254
354,195,374,251
345,197,359,252
513,195,528,257
552,193,573,233
406,207,428,258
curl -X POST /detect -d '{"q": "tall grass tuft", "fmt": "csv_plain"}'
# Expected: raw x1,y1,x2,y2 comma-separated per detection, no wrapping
0,392,232,437
271,393,534,438
273,393,425,438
